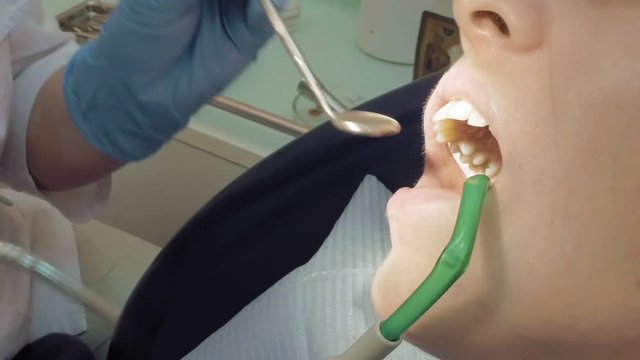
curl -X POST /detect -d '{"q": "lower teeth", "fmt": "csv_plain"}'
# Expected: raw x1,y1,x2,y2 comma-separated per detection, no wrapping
434,119,502,178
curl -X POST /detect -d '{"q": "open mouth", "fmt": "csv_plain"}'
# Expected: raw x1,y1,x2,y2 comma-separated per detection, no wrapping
430,99,502,179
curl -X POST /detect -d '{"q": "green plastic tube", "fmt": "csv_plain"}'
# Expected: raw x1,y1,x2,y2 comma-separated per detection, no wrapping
380,174,491,341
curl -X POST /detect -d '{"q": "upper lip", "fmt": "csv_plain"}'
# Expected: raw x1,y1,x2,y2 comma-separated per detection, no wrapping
417,59,497,193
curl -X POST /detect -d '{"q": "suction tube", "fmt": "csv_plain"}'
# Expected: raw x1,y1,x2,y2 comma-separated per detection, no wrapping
380,174,490,340
329,174,491,360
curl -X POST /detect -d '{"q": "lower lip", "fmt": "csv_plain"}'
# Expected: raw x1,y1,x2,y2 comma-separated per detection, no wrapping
387,185,461,214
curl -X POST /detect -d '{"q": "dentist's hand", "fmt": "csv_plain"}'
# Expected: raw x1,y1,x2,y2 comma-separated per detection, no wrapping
63,0,283,162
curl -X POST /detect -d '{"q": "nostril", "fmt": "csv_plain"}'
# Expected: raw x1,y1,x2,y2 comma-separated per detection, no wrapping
472,11,510,37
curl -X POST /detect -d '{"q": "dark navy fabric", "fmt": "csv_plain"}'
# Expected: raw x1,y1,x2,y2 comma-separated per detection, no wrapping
12,334,94,360
108,72,443,360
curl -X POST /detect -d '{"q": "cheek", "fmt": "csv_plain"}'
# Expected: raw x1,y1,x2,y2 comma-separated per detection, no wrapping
480,59,640,341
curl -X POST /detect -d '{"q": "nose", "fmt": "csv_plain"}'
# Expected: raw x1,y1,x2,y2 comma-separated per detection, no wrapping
454,0,545,53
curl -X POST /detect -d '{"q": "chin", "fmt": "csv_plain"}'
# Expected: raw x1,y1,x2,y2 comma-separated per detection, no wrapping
370,258,397,321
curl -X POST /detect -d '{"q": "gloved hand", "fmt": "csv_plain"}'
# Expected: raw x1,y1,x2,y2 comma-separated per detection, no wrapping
63,0,284,162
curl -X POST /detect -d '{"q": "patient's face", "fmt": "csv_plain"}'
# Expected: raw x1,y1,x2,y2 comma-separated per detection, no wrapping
372,1,640,359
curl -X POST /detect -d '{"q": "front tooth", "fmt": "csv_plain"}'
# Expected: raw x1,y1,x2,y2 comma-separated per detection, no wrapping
459,141,475,155
467,109,488,127
472,153,488,165
446,100,474,121
432,101,457,122
485,161,501,177
459,154,472,163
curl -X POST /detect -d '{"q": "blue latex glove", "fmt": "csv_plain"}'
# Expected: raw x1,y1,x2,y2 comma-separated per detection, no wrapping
63,0,284,162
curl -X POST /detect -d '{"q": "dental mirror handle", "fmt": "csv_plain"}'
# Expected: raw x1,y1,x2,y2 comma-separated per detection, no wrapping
258,0,339,120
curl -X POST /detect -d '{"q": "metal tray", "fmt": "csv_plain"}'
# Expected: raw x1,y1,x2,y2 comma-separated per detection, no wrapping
56,0,115,43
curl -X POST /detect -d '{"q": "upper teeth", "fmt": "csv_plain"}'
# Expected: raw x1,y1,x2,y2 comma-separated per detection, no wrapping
432,99,488,127
467,109,488,127
431,99,500,178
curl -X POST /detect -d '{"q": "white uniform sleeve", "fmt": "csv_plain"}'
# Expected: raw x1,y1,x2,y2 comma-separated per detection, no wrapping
1,0,111,223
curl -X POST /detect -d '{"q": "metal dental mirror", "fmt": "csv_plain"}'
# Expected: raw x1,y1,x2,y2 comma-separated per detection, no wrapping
259,0,402,137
